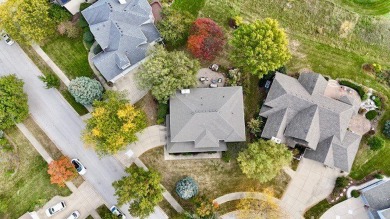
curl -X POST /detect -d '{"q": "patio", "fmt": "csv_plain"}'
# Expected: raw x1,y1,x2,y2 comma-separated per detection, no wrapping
324,79,361,103
196,68,226,88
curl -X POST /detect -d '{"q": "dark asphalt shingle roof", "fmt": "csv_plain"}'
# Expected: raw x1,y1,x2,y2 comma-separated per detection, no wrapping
82,0,160,82
167,87,246,153
362,180,390,219
260,72,362,171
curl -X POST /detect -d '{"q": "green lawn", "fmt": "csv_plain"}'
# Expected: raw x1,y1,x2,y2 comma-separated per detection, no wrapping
331,0,390,15
61,90,89,115
171,0,206,16
42,35,94,79
0,127,71,218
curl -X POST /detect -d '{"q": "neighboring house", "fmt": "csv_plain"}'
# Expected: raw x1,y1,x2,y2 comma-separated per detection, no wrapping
82,0,161,83
361,180,390,219
259,72,362,172
166,87,246,154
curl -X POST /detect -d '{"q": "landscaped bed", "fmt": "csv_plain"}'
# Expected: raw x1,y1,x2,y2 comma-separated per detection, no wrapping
0,127,71,218
139,146,290,213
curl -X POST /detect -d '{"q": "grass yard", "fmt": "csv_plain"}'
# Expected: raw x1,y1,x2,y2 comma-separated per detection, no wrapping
0,127,71,218
171,0,206,16
140,146,290,212
331,0,390,15
21,45,89,116
42,34,94,79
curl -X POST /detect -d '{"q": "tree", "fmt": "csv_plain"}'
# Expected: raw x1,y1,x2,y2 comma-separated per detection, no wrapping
0,75,29,130
57,21,80,39
237,140,292,183
38,74,60,89
83,91,147,155
187,18,225,61
0,0,55,44
367,136,384,151
48,4,71,24
236,188,283,219
176,177,199,200
112,166,163,219
157,8,194,47
136,45,200,103
230,18,291,78
247,118,263,137
47,156,77,187
383,120,390,138
68,77,103,105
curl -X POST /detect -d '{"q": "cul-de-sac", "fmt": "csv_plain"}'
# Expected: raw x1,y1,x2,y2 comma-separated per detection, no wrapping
0,0,389,218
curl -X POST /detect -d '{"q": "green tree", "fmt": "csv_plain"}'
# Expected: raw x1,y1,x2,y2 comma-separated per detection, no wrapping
367,136,384,151
68,77,103,105
136,45,199,103
0,75,29,130
237,140,292,183
83,91,147,155
230,18,291,78
113,166,163,219
0,0,55,44
157,8,194,47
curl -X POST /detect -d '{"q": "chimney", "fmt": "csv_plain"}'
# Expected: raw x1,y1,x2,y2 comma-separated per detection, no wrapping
118,0,126,4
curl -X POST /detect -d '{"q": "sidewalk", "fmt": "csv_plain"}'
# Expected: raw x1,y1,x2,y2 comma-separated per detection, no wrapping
31,44,70,86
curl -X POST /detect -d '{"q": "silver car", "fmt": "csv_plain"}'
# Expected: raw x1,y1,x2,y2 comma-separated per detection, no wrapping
45,201,66,217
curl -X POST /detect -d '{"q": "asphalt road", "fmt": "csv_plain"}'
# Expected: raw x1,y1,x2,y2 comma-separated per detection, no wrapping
0,41,166,219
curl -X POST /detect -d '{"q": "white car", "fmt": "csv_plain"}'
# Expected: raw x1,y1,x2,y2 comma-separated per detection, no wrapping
110,206,126,219
45,201,66,217
71,158,87,175
66,211,80,219
2,33,15,46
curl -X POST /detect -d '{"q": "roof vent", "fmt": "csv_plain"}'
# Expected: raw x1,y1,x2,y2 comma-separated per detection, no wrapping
118,0,126,4
180,89,190,94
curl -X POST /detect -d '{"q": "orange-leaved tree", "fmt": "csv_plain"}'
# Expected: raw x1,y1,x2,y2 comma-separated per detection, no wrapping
47,156,77,187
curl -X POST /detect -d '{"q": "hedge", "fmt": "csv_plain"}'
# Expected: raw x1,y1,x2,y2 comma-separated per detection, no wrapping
338,80,365,99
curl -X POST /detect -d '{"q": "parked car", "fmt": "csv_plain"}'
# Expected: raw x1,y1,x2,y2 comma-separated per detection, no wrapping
66,211,80,219
45,201,66,217
110,206,126,219
2,33,15,46
71,158,87,175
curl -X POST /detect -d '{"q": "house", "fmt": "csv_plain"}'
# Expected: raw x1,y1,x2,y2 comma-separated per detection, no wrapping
82,0,161,83
259,72,362,172
361,180,390,219
55,0,89,15
166,87,246,154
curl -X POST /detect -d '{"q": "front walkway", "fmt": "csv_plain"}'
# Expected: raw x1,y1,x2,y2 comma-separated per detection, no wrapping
320,197,369,219
281,158,343,217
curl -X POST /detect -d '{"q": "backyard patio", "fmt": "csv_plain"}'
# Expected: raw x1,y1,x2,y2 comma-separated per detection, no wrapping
196,67,226,88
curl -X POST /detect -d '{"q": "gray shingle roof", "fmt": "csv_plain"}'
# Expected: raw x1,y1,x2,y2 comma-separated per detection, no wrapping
362,180,390,219
167,87,246,153
260,72,362,171
82,0,160,82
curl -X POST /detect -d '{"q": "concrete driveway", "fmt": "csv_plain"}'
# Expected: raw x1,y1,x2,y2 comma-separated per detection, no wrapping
281,158,343,216
321,197,369,219
0,42,166,219
36,182,103,219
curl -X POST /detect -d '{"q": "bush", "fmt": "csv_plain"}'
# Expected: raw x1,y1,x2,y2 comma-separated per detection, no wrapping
335,177,349,188
68,77,103,105
57,21,80,38
374,173,384,179
48,4,71,23
247,118,263,136
226,68,243,86
175,177,199,200
338,80,365,99
38,74,60,89
351,190,360,198
383,120,390,138
157,103,169,124
79,16,89,28
367,136,384,151
365,110,378,120
83,31,95,43
371,96,382,109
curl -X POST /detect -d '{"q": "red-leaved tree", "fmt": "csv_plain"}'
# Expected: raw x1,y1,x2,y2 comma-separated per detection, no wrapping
47,156,77,187
187,18,225,61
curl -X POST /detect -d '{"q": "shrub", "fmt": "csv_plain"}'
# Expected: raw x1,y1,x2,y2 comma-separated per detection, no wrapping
247,118,263,136
68,77,103,105
175,177,199,200
195,196,215,217
351,190,360,198
83,30,95,43
365,110,378,120
367,136,384,151
338,80,365,99
57,21,80,38
374,173,384,179
226,68,243,86
79,16,89,28
38,74,60,89
371,96,382,109
48,4,71,23
157,103,169,124
187,18,225,61
335,177,349,188
383,120,390,138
